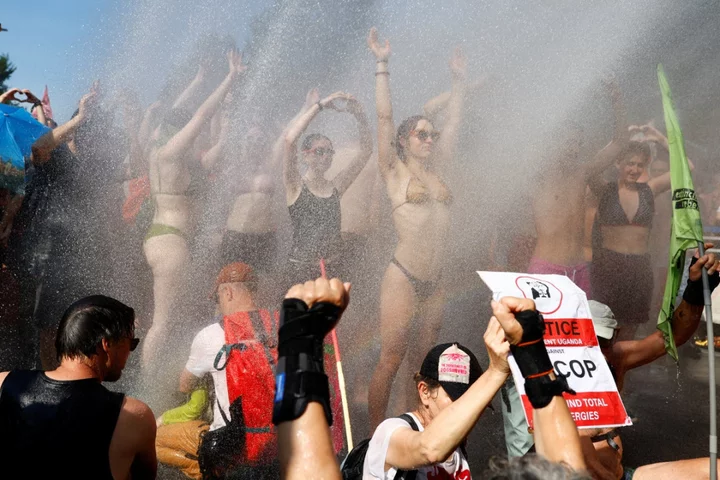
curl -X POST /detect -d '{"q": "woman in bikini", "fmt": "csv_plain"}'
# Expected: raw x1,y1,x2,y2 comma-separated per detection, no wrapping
590,124,681,341
142,50,245,366
366,27,467,428
282,90,372,284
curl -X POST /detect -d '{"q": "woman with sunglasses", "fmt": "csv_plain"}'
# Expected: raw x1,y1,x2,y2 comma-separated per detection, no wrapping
366,27,468,428
282,90,373,284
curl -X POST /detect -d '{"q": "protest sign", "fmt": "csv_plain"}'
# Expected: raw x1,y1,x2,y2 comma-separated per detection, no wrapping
478,271,631,429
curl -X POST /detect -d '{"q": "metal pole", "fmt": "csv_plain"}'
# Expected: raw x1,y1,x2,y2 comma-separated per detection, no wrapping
698,241,717,480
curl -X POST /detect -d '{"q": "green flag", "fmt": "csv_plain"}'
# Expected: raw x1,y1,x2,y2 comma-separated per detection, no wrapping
657,64,704,360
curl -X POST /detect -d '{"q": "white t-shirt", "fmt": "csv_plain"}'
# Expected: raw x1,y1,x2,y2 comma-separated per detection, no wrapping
185,323,229,431
362,412,472,480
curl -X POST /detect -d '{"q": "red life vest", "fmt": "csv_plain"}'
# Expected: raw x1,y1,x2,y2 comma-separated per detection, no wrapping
215,309,278,465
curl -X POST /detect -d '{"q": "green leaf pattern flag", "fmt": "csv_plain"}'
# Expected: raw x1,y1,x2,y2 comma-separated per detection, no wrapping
657,64,704,360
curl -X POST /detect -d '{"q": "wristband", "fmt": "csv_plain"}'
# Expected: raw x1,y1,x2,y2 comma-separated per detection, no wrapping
272,355,332,426
376,59,388,64
683,256,720,305
31,102,42,111
524,373,576,409
375,71,390,76
316,102,323,112
277,299,340,360
509,310,553,378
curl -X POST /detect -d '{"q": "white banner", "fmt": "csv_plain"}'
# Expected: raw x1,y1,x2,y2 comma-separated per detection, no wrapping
478,271,631,429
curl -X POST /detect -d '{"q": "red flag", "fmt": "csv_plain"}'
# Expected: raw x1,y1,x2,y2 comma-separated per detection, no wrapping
31,86,54,121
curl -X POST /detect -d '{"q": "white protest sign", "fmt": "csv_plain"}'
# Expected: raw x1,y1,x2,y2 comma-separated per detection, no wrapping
478,271,631,429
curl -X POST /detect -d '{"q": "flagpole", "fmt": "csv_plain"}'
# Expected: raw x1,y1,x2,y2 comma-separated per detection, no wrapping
320,258,354,451
698,241,717,480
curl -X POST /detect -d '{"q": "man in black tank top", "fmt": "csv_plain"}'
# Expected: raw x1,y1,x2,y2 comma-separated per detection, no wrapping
0,295,157,479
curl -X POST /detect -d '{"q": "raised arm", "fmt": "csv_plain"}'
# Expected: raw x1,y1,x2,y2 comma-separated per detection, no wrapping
368,27,396,176
157,50,245,164
282,91,344,204
270,88,317,174
21,90,48,126
585,76,630,190
637,123,694,195
611,247,718,372
331,95,373,196
172,65,206,111
491,297,586,472
31,89,97,164
276,278,351,480
200,114,230,170
385,318,509,470
434,47,467,168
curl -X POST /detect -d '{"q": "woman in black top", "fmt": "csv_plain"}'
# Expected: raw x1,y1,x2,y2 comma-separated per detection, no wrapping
282,91,372,283
590,125,681,339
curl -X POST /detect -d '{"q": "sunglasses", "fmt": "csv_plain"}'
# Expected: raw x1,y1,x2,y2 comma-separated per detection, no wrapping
309,147,335,157
130,338,140,351
410,130,440,142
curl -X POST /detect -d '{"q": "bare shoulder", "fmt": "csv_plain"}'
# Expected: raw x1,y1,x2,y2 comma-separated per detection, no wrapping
120,396,156,434
0,371,8,389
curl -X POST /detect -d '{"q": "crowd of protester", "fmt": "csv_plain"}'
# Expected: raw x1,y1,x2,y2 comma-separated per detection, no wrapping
1,26,720,480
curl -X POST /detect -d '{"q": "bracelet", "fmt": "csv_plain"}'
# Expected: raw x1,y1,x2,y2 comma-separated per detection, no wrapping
376,59,388,64
375,71,390,76
316,102,323,111
31,102,42,111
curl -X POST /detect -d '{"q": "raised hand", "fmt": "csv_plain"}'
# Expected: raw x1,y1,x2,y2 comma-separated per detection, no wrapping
689,243,719,282
345,94,364,116
490,297,537,345
367,27,391,62
319,91,348,111
227,49,247,77
484,317,511,375
305,88,320,109
637,123,666,144
285,277,352,314
0,88,22,104
20,90,41,105
449,46,467,81
76,89,99,121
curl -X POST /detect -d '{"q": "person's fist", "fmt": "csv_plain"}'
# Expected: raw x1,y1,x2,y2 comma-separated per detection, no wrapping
285,277,351,313
490,297,537,345
484,317,511,375
690,243,719,282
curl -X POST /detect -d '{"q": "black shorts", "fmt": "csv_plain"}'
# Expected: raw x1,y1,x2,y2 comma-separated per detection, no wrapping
591,247,653,324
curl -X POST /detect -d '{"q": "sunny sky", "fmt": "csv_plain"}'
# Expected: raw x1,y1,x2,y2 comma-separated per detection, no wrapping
0,1,121,122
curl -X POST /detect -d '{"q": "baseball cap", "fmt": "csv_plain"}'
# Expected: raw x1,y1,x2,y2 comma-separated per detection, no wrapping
420,343,483,401
210,262,256,299
589,300,618,341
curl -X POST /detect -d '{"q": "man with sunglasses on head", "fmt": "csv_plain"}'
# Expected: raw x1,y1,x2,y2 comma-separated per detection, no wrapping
0,295,157,480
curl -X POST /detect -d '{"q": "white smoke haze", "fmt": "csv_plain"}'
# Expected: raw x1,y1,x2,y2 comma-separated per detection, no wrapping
17,0,720,472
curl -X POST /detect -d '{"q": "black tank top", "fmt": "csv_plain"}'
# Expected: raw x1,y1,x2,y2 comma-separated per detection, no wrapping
0,370,125,479
288,183,342,260
597,182,655,228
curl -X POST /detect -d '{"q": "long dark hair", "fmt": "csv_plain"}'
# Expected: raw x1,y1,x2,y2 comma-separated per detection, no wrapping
395,115,428,161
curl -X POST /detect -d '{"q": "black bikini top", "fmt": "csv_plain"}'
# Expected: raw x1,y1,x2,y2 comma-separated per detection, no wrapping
597,182,654,228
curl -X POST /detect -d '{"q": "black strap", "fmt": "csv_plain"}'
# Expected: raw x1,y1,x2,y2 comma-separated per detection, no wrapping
591,429,621,452
248,310,277,368
395,414,419,480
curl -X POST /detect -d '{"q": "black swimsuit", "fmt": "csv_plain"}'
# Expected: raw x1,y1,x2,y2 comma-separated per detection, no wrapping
597,182,655,228
591,182,655,323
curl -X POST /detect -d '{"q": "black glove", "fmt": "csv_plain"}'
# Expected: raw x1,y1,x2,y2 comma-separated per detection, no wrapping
683,256,720,306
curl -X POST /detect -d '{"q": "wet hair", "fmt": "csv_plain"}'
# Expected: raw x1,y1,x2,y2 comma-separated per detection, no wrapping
396,115,428,161
485,455,591,480
55,295,135,361
617,141,651,165
301,133,332,152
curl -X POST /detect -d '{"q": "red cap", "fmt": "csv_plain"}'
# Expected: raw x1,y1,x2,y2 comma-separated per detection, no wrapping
210,262,256,298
